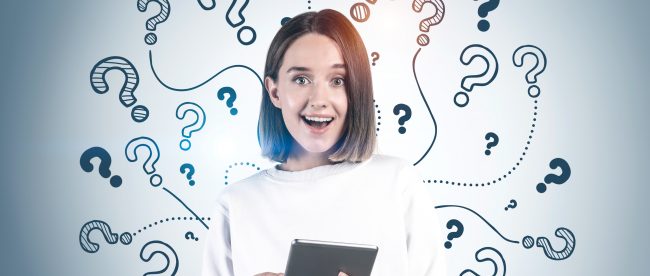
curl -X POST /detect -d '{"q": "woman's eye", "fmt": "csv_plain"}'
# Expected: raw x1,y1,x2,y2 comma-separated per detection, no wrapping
293,76,310,85
332,77,345,86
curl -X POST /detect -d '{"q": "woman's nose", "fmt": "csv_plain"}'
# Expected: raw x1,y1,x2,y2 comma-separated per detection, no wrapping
308,82,329,108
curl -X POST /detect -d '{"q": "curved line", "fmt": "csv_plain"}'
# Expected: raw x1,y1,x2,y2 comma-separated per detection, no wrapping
149,50,263,92
435,204,519,244
412,47,438,166
163,187,209,229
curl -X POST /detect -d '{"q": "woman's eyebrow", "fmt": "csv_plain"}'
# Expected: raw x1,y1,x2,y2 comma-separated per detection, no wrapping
286,66,310,73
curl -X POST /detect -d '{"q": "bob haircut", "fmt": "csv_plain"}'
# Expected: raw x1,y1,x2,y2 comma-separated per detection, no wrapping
258,9,376,163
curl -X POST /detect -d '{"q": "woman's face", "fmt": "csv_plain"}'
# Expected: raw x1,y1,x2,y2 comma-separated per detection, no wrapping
265,33,348,156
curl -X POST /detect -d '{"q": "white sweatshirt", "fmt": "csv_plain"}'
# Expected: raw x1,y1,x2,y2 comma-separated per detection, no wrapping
202,154,447,275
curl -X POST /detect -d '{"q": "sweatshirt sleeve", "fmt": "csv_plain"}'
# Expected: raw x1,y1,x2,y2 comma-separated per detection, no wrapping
399,163,448,276
201,196,234,276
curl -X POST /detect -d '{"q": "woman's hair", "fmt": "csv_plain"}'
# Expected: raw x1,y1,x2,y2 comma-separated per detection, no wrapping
258,9,376,163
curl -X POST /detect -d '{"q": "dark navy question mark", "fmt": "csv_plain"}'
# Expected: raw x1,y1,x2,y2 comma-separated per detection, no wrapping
484,132,499,155
537,158,571,193
180,163,196,186
80,147,122,188
444,219,464,249
393,104,412,134
185,231,199,241
476,0,500,32
217,87,239,115
504,199,517,211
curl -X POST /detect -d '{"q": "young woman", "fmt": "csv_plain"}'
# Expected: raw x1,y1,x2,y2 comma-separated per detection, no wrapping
202,9,446,276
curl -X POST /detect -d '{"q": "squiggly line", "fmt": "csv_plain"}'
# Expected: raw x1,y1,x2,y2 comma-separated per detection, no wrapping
148,50,263,92
412,47,438,166
163,187,209,229
435,204,519,244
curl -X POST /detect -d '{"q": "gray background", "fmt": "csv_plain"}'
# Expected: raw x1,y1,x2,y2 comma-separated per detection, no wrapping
1,0,649,275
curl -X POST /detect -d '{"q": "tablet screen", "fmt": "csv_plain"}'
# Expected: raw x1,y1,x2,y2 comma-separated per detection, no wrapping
284,239,379,276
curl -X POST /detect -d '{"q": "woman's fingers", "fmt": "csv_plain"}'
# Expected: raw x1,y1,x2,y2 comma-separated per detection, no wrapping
338,271,350,276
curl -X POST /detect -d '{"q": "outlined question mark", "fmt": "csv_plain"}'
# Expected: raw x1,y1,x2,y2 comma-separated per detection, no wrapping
140,240,179,276
185,231,199,241
125,136,162,187
522,227,576,260
536,158,571,193
80,147,122,188
513,45,547,98
137,0,170,45
484,132,499,155
444,219,464,249
180,163,196,186
197,0,215,10
79,220,132,253
176,102,206,151
90,56,149,123
454,44,499,107
504,199,517,211
224,0,257,45
392,104,412,134
411,0,445,46
476,0,500,32
460,246,506,276
217,87,239,115
371,52,380,66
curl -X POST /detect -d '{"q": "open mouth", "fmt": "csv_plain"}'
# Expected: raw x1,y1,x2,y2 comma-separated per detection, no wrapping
302,115,334,129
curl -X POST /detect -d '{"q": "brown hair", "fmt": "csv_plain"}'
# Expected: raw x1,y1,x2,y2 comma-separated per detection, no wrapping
258,9,376,163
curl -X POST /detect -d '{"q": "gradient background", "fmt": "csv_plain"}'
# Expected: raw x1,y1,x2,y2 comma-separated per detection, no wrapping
1,0,649,275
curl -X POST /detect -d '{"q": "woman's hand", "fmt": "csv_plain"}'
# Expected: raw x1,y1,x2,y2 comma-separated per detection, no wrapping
254,272,349,276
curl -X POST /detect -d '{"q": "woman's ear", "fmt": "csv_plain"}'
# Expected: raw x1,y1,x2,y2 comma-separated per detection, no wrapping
264,76,281,109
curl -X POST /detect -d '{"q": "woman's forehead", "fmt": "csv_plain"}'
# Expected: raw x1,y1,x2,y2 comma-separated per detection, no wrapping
281,33,345,72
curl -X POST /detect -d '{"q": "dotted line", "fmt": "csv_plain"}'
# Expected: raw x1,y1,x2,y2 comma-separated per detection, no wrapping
132,217,211,237
374,99,382,134
225,161,261,185
424,99,539,187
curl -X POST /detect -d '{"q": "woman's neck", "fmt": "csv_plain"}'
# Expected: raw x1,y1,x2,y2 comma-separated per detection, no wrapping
279,144,338,172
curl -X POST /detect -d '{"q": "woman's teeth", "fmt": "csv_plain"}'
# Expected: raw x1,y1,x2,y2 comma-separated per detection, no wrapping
303,116,333,128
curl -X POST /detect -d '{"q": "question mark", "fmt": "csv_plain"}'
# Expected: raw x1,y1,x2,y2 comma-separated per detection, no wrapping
217,87,239,115
140,240,179,276
79,220,132,253
80,147,123,188
459,247,506,276
392,104,412,134
371,52,380,66
454,44,499,107
484,132,499,155
185,231,199,241
411,0,445,46
476,0,500,32
522,227,576,260
197,0,216,10
444,219,464,249
536,158,571,193
137,0,170,45
504,199,517,211
513,45,547,98
180,163,196,186
125,136,162,187
176,102,206,151
90,56,149,123
224,0,257,45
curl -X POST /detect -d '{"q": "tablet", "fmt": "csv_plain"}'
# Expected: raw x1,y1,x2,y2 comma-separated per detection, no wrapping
284,239,379,276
